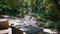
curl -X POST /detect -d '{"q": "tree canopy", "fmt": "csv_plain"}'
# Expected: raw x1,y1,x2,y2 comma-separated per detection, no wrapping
0,0,60,29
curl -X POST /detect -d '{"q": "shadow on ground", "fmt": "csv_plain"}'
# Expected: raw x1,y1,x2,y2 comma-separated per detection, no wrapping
44,32,50,34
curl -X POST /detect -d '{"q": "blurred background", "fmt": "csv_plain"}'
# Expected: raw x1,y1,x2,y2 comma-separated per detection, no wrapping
0,0,60,34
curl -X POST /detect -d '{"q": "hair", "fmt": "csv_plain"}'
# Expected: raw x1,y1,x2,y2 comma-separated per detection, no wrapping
29,17,32,18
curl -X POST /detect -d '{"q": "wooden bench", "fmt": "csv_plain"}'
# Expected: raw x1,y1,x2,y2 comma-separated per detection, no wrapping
0,21,9,30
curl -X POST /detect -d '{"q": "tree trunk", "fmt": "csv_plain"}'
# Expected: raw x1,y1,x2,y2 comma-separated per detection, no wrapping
50,0,60,34
50,0,60,20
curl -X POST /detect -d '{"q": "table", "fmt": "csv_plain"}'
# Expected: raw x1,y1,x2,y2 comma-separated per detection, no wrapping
0,19,11,34
12,25,43,34
0,20,9,30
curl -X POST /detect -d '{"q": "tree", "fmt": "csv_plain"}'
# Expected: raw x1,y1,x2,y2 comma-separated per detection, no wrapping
0,0,20,16
50,0,60,20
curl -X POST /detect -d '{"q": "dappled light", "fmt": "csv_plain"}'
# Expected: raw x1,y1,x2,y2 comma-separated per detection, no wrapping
0,0,60,34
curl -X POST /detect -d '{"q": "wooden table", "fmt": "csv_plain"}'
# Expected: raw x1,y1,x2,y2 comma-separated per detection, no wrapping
12,25,43,34
0,19,10,34
0,21,9,30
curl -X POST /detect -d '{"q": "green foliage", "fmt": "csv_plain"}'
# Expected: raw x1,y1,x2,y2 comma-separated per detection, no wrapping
0,0,20,16
0,0,60,29
43,20,57,28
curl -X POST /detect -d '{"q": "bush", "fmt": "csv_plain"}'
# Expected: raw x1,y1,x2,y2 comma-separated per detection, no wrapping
43,20,57,29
